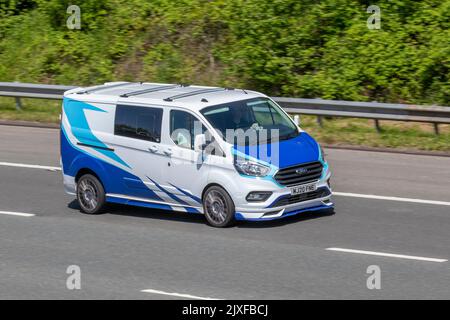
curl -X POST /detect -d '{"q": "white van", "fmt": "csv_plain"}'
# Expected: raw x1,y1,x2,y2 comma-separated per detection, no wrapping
61,82,333,227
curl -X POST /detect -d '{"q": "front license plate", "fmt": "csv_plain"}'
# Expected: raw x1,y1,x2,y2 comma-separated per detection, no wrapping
290,182,317,195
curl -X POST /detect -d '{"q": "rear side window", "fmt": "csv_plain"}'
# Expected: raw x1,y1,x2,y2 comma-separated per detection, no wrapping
115,105,163,143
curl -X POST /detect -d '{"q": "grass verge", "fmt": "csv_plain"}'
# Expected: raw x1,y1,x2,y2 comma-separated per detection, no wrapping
298,115,450,152
0,97,61,123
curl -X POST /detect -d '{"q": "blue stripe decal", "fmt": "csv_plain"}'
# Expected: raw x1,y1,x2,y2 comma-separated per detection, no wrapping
146,176,191,206
63,97,130,168
168,183,202,204
185,207,201,214
107,196,173,211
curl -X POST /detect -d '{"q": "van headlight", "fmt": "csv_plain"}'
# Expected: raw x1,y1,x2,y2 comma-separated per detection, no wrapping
234,157,270,177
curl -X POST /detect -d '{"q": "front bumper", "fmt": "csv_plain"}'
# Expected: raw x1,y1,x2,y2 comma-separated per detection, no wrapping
234,190,333,221
233,165,333,221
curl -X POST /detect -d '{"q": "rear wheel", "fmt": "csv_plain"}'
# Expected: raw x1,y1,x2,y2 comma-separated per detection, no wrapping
76,174,106,214
203,186,236,228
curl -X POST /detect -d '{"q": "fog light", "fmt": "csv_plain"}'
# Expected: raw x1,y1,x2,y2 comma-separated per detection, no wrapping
246,191,272,202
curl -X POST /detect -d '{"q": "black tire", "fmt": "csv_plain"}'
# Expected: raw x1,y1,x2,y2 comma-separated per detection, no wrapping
76,174,106,214
203,186,236,228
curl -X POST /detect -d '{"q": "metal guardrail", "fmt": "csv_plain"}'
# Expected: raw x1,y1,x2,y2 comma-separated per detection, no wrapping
1,82,449,134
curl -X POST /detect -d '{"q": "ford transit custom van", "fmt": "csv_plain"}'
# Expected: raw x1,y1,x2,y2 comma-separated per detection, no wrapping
61,82,333,227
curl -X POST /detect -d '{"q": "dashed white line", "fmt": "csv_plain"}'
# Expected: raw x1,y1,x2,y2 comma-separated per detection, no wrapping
333,192,450,206
0,210,35,217
0,161,60,172
141,289,222,300
326,248,448,263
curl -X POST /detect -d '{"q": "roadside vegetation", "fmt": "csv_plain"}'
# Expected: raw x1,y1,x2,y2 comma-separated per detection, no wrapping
0,0,449,151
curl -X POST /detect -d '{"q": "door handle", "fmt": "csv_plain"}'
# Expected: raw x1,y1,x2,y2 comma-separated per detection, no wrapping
163,148,173,156
148,145,158,153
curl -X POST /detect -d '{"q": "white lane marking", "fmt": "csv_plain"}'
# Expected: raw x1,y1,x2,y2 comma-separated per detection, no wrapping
1,161,449,208
0,161,60,172
333,192,450,207
141,289,222,300
326,248,448,263
0,211,35,217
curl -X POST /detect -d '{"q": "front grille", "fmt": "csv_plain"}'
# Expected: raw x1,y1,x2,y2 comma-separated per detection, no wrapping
274,161,323,187
270,187,331,207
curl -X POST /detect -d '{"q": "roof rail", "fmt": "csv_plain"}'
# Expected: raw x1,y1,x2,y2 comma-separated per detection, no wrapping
163,87,229,102
120,84,183,98
77,82,133,94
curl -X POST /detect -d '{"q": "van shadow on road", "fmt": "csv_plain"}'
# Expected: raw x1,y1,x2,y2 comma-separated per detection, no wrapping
67,200,335,229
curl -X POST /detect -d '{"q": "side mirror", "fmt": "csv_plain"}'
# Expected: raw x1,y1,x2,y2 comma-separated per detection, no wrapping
194,134,207,152
293,115,300,126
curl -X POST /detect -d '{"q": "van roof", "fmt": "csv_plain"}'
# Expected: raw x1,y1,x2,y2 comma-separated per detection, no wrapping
64,82,266,111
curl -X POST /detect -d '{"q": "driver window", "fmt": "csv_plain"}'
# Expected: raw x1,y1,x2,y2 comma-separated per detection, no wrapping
170,110,205,150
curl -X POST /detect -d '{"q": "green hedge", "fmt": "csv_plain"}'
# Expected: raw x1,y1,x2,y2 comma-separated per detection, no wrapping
0,0,448,105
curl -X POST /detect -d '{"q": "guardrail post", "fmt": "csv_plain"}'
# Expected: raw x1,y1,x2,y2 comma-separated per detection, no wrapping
433,123,440,135
15,97,23,111
374,119,381,133
317,116,323,127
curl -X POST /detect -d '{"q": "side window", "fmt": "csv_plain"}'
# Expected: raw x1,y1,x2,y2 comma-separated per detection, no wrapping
115,105,163,143
170,110,205,150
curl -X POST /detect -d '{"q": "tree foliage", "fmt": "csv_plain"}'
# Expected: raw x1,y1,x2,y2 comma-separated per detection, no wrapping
0,0,448,105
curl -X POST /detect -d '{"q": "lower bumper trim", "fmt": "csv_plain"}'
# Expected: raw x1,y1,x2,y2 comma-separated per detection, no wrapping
235,203,334,221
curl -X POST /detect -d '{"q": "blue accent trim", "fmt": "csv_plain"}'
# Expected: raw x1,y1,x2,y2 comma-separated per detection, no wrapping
231,148,283,188
168,183,202,204
234,212,247,221
63,97,130,168
106,196,173,211
106,195,201,214
184,207,202,214
235,204,333,221
146,176,191,206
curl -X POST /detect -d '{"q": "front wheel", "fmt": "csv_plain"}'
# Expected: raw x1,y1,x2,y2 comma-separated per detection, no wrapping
203,186,236,228
76,174,106,214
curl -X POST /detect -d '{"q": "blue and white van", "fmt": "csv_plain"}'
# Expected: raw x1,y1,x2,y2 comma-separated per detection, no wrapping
61,82,333,227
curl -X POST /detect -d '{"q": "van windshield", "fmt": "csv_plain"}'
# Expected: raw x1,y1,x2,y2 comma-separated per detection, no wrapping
200,98,299,145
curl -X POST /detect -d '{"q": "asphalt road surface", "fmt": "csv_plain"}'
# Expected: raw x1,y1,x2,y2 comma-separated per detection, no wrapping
0,125,449,299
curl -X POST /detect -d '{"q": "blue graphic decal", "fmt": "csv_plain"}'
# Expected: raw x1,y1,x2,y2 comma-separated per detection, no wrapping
61,125,161,201
146,176,190,206
63,98,130,168
168,183,202,204
62,125,201,214
184,207,201,214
